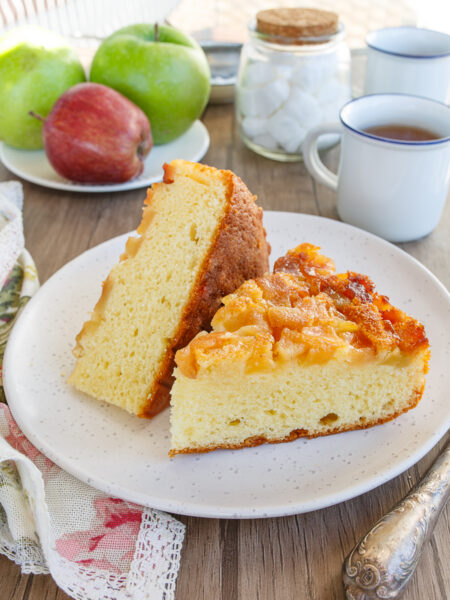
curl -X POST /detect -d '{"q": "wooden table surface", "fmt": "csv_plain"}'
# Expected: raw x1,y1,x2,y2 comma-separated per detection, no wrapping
1,103,449,600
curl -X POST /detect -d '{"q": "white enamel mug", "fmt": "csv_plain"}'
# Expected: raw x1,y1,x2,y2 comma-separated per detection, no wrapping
364,27,450,103
302,94,450,242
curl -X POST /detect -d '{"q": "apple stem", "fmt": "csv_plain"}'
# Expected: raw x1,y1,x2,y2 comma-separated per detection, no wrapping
29,111,45,123
155,22,159,42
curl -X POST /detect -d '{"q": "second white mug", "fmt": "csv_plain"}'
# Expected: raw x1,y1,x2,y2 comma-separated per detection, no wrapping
364,26,450,103
302,94,450,242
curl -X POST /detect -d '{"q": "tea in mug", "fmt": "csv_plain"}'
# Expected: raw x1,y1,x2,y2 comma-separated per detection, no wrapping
364,124,440,142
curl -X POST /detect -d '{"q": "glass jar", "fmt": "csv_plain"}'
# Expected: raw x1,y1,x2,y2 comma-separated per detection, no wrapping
236,20,351,162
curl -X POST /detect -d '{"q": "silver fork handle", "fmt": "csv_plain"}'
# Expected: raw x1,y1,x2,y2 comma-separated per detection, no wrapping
343,441,450,599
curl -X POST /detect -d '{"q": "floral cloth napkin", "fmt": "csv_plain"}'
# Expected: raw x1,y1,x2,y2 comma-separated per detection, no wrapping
0,182,185,600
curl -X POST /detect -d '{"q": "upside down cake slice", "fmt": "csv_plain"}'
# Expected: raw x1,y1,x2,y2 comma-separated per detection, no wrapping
170,243,430,456
68,160,270,418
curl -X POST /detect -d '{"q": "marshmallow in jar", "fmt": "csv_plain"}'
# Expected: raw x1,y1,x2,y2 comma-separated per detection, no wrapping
236,8,351,161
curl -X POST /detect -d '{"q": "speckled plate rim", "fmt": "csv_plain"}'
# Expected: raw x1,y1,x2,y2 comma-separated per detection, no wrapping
3,212,450,519
0,120,209,193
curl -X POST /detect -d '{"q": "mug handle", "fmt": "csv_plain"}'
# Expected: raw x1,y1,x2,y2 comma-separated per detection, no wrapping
302,123,342,191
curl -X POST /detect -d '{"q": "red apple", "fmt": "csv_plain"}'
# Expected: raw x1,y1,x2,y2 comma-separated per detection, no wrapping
35,82,152,184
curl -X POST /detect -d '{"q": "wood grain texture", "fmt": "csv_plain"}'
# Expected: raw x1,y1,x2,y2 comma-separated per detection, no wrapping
0,104,448,600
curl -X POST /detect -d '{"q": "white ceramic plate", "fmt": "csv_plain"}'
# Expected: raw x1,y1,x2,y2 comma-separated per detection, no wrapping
0,120,209,193
4,212,450,518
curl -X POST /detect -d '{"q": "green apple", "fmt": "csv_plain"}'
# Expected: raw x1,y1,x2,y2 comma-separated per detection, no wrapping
0,26,86,150
90,24,210,144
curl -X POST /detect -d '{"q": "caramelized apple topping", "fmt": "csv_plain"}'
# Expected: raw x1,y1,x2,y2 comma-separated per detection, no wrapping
274,243,335,277
175,329,275,378
175,244,429,378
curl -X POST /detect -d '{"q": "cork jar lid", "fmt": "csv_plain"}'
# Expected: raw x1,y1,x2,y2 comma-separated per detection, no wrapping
256,7,339,40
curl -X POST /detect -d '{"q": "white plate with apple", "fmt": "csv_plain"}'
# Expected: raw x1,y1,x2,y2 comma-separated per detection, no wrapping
0,120,210,193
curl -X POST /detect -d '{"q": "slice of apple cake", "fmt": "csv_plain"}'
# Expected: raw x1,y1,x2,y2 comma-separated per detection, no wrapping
68,160,269,418
169,244,429,456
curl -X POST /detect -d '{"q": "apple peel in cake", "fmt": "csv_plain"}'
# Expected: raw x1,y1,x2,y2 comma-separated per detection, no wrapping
170,244,430,456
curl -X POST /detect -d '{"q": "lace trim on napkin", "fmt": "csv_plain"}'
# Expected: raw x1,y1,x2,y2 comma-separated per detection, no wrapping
46,510,185,600
0,411,186,600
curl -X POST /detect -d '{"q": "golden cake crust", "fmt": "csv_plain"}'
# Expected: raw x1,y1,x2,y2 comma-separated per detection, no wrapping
140,163,270,417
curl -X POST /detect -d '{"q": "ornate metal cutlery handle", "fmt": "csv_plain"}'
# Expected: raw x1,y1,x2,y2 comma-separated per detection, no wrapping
343,442,450,599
